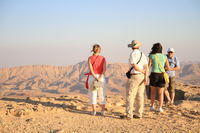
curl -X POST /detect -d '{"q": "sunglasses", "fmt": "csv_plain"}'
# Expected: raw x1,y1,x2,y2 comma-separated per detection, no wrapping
168,51,173,53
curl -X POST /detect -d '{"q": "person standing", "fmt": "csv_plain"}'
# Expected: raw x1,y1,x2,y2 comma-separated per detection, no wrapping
85,44,106,116
164,48,180,104
148,43,172,113
122,40,148,119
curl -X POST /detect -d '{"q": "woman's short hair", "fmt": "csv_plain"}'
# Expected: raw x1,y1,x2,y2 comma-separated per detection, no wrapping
92,44,101,53
149,43,163,55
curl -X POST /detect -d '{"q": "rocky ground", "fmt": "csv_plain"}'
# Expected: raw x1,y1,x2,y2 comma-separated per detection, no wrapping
0,89,199,133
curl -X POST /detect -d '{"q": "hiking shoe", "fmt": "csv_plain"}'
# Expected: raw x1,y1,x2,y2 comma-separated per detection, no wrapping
150,106,155,111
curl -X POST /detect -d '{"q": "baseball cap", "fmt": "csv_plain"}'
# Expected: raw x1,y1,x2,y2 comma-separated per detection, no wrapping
167,48,175,53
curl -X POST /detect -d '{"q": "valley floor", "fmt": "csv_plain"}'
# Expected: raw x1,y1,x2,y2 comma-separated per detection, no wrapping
0,95,199,133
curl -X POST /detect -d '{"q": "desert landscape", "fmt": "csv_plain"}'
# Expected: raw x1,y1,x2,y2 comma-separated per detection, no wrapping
0,61,200,97
0,61,199,133
1,0,199,132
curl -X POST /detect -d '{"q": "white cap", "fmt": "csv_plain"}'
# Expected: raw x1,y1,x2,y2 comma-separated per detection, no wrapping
167,48,175,53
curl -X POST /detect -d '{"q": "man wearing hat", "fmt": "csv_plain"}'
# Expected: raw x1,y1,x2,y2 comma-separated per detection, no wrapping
164,48,180,104
122,40,148,119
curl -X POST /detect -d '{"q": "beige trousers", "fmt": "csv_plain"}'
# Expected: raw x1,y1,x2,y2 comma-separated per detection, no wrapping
126,74,145,118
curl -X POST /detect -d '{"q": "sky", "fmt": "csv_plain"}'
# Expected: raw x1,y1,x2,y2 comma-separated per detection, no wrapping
0,0,200,67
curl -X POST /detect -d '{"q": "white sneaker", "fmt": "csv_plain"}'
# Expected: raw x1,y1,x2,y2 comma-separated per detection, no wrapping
150,106,155,111
158,108,164,113
91,111,96,116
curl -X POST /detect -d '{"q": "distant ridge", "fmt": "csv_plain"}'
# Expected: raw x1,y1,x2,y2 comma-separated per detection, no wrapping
0,61,199,97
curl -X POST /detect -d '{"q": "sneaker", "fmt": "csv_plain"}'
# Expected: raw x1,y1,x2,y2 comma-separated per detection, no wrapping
150,106,155,111
101,111,105,116
158,108,164,113
91,111,96,116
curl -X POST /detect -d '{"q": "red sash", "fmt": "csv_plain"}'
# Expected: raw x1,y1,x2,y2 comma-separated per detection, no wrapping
84,72,91,89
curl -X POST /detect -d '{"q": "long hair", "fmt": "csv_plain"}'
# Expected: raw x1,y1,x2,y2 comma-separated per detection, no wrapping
91,44,101,54
149,43,163,55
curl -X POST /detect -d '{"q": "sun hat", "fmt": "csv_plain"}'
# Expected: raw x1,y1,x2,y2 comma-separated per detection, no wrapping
128,40,141,48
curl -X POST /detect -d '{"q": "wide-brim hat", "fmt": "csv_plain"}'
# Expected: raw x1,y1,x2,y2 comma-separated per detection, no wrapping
128,40,140,48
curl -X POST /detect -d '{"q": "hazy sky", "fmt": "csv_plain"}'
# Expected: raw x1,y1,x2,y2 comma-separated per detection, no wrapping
0,0,200,67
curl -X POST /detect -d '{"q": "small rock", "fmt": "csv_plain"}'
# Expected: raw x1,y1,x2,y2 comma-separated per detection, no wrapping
60,95,68,98
73,96,79,99
177,112,182,115
6,104,13,110
32,106,38,112
50,129,64,133
26,97,31,101
26,118,34,122
14,109,25,117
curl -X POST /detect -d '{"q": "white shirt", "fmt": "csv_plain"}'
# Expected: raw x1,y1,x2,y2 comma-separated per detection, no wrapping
129,49,148,74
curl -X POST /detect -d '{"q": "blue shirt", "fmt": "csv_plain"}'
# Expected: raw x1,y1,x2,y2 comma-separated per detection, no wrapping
166,56,180,77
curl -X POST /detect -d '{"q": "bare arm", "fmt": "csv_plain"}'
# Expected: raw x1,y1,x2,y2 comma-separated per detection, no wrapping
148,58,152,69
143,64,149,85
165,59,173,71
88,58,98,80
99,59,106,80
171,66,180,71
102,60,106,75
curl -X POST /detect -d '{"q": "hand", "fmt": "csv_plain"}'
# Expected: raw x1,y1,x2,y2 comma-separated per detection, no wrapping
98,74,104,81
144,77,148,85
95,77,99,81
141,70,145,74
169,67,174,71
98,74,103,80
92,75,99,81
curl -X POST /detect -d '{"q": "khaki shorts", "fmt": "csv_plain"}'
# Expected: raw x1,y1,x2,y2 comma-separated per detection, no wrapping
165,77,176,93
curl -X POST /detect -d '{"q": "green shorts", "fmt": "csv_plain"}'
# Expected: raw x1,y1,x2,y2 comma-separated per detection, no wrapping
165,77,176,93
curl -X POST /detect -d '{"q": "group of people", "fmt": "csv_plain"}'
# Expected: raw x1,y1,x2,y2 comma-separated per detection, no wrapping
85,40,180,119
